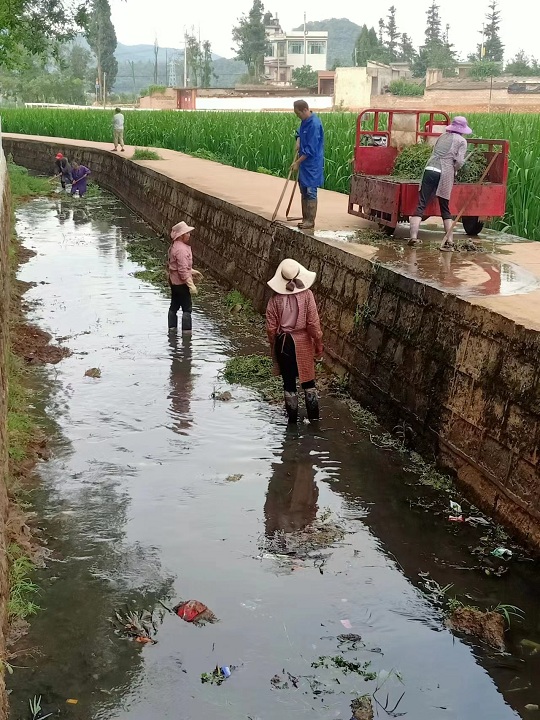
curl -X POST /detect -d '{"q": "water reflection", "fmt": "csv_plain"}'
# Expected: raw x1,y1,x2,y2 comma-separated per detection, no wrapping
264,436,319,536
167,335,193,435
374,244,540,297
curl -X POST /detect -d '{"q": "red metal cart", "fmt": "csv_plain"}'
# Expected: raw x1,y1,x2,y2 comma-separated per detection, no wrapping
348,109,509,236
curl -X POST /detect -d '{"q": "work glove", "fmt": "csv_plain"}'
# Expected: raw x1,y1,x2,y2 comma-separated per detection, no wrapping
186,277,198,295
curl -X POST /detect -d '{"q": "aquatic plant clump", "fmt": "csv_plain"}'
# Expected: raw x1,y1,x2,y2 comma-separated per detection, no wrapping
391,143,487,182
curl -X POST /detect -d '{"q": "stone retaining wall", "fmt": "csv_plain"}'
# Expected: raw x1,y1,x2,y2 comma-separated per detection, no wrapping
4,137,540,550
0,149,12,719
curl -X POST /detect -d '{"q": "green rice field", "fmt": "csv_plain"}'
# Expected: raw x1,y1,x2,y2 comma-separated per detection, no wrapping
1,108,539,239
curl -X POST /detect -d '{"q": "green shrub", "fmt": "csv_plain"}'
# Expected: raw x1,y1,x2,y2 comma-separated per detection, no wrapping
388,79,424,97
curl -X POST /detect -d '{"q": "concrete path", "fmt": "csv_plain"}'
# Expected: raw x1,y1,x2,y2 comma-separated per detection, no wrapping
6,133,540,331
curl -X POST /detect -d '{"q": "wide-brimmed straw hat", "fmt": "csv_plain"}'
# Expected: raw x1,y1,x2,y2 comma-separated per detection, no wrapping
171,221,195,240
447,116,472,135
267,258,316,295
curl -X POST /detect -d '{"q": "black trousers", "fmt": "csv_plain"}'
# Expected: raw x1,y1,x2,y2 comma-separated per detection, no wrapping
275,333,316,393
169,283,192,329
414,170,452,220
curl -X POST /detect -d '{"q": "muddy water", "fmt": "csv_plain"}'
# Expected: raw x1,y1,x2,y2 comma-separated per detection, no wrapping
9,192,540,720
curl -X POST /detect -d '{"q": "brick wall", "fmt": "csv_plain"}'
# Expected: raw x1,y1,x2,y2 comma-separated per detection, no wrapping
370,90,540,113
4,137,540,549
0,149,12,719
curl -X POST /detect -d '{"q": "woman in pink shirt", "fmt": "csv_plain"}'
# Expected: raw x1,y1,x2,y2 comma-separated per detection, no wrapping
167,221,201,335
266,258,323,424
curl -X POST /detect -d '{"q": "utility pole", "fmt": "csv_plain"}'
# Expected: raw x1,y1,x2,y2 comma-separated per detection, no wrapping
103,72,107,108
129,60,136,97
165,49,168,85
183,31,188,87
154,37,159,84
303,11,307,67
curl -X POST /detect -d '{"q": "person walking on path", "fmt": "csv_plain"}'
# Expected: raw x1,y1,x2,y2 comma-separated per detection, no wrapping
408,116,472,250
291,100,324,231
266,258,323,424
167,221,202,335
70,160,91,197
54,153,72,190
112,108,125,152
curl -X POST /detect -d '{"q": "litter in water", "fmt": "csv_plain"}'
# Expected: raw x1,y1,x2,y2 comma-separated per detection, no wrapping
340,619,353,630
492,547,513,559
172,599,218,626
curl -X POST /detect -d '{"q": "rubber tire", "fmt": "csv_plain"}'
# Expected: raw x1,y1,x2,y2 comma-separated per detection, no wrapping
462,216,484,236
379,224,395,236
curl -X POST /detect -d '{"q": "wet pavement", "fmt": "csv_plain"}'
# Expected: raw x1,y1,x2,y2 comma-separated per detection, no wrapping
8,191,540,719
315,229,540,298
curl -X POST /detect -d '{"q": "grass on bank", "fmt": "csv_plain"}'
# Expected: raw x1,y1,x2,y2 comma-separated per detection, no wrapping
132,148,162,161
7,158,51,199
7,544,40,620
5,160,47,622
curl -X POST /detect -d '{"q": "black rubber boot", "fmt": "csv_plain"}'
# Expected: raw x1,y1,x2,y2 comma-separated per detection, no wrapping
168,310,177,331
304,388,320,421
284,392,298,424
301,200,317,230
297,197,308,228
181,312,192,335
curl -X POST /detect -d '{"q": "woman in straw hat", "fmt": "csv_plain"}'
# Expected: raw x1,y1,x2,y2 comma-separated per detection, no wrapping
266,259,323,424
168,221,202,335
408,115,472,251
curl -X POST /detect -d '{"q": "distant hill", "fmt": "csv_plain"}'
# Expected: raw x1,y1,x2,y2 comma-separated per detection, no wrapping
74,36,246,91
293,18,361,69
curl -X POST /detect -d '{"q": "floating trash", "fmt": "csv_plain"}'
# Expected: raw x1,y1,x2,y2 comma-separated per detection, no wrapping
172,599,218,626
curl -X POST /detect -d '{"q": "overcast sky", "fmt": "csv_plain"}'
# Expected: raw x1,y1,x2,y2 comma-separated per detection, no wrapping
110,0,536,63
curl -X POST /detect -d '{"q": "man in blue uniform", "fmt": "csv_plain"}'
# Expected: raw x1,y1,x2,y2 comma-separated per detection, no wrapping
291,100,324,230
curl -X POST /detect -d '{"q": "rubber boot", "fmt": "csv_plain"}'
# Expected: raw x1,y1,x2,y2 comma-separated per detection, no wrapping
181,312,192,335
168,310,177,331
297,197,308,228
407,216,422,245
284,391,298,424
441,218,455,251
304,388,320,421
301,200,317,230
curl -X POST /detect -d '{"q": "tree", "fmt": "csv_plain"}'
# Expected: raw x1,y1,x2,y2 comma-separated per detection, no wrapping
232,0,267,80
201,41,215,88
505,50,539,76
85,0,118,97
400,33,416,63
424,0,442,46
480,0,504,62
469,60,502,79
385,6,400,63
292,65,318,88
353,24,386,66
68,44,92,81
0,0,87,68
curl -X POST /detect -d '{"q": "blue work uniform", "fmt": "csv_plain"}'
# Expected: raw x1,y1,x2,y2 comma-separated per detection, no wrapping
295,113,324,200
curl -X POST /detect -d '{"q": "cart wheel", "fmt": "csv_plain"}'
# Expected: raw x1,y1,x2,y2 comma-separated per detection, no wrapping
379,224,395,236
462,216,484,236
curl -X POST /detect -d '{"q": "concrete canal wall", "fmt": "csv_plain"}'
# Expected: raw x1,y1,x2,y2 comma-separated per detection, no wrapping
0,150,11,719
4,136,540,551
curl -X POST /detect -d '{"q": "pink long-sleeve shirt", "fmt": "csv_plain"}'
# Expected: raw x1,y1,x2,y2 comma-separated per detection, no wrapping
168,240,192,285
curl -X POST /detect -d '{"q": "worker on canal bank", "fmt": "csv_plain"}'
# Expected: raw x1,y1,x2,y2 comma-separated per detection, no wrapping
291,100,324,231
167,221,203,335
112,108,125,152
54,153,72,190
266,258,323,424
408,115,472,250
71,160,91,197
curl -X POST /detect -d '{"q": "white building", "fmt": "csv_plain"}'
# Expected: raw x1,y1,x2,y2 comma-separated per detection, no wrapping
264,15,328,85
